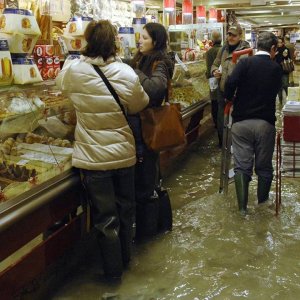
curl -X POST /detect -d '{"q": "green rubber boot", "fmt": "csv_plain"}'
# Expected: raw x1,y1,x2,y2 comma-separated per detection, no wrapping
257,176,272,204
234,173,250,214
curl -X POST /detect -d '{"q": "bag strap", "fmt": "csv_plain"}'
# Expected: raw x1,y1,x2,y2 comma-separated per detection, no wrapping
92,64,127,118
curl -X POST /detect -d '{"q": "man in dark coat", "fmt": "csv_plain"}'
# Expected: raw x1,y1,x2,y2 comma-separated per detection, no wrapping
205,30,222,130
224,32,282,214
211,24,250,147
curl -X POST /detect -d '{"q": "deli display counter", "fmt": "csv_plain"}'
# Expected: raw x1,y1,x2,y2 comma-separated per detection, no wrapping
0,60,211,298
0,81,86,299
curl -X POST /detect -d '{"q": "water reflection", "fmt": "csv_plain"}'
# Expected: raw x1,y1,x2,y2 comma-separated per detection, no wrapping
52,129,300,300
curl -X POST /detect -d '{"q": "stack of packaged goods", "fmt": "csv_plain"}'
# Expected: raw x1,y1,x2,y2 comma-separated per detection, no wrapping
282,100,300,176
33,45,60,80
0,7,42,84
62,15,92,67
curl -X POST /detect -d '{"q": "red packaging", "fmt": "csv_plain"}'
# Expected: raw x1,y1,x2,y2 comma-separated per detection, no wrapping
34,45,54,57
36,57,43,70
53,56,60,78
38,56,54,80
283,115,300,142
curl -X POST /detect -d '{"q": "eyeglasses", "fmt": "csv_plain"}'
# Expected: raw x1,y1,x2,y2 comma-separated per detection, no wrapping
227,32,237,37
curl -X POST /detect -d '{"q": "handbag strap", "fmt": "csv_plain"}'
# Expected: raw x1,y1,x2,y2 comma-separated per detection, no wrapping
92,64,127,118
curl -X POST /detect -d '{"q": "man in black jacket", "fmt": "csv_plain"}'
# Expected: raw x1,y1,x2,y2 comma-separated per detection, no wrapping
224,32,282,214
211,24,250,147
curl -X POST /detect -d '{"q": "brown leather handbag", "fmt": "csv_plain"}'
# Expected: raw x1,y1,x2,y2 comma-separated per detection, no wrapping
140,92,186,152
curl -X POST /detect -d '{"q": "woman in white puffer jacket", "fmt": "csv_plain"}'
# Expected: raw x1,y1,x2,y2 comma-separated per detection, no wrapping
56,20,149,282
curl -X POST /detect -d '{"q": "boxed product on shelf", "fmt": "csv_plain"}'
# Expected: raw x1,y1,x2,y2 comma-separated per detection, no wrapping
65,16,92,37
12,56,43,84
0,32,39,54
33,45,60,80
34,45,54,57
0,38,13,86
0,8,41,36
62,35,86,52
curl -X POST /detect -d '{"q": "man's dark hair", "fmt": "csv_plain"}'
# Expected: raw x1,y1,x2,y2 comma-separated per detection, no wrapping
257,32,278,52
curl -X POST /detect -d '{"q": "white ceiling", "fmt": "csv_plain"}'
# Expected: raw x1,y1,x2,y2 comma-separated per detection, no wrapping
146,0,300,28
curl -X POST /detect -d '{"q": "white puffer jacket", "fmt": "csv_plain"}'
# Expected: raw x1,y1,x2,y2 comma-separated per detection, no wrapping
56,55,149,171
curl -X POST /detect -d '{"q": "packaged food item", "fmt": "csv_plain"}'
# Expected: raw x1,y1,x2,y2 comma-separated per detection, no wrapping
65,16,93,36
57,36,68,55
118,27,136,49
0,32,38,54
0,8,41,36
0,39,13,86
34,44,54,57
37,56,54,80
53,55,60,78
62,35,87,52
12,57,43,84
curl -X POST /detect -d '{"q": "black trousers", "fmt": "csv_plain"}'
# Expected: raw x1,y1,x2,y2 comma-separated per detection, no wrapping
81,166,135,278
134,148,160,238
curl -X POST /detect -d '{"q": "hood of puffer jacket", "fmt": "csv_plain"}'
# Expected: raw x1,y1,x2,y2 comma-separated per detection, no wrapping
80,55,122,66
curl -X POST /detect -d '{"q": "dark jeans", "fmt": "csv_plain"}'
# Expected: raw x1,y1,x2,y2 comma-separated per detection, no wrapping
81,166,135,278
209,89,218,128
211,99,218,128
217,89,226,147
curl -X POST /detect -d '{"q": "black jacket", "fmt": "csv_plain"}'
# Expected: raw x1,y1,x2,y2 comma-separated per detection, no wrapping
224,54,282,126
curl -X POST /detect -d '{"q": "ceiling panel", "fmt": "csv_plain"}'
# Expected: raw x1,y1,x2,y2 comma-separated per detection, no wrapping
145,0,300,28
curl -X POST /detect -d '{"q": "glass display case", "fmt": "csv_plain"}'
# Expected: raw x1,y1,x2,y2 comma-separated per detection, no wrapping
170,60,209,109
168,23,225,110
168,23,225,58
0,81,76,209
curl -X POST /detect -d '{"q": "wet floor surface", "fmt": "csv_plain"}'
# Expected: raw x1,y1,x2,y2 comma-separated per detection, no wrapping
49,123,300,300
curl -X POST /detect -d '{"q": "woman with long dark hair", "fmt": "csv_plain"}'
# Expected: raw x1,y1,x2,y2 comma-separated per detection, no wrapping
130,22,175,239
275,36,291,104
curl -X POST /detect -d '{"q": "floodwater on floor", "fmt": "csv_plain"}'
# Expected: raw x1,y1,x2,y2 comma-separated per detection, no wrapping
49,124,300,300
